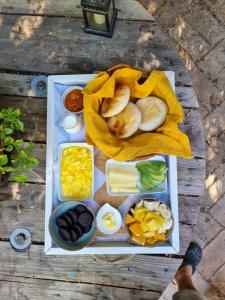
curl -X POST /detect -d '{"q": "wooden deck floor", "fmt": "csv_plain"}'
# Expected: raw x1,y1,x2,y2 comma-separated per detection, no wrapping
0,1,206,299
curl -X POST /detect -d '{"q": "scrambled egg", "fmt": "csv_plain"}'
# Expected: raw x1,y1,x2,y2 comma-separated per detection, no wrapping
61,146,92,200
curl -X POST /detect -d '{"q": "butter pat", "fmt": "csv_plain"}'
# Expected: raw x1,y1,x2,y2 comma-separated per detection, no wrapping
96,203,122,235
102,213,116,229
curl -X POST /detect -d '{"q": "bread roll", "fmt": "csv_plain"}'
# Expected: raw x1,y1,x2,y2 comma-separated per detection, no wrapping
136,96,168,131
100,84,130,118
107,103,142,138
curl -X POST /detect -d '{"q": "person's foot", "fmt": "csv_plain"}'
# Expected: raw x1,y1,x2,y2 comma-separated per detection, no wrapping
173,264,192,286
173,241,202,285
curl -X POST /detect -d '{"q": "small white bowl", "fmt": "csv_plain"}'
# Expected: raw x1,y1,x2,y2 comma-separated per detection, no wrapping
59,112,82,134
96,203,122,235
61,86,83,114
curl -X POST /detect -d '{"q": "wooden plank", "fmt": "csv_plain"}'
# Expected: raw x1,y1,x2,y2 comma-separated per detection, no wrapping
0,99,205,194
179,195,202,225
179,223,196,255
2,136,205,195
0,182,45,241
0,97,203,156
20,142,205,195
177,157,205,196
0,275,161,300
0,241,181,291
0,72,199,108
0,182,198,255
0,96,46,142
0,0,154,21
183,109,205,159
0,15,191,86
0,72,36,97
176,85,198,108
0,182,202,240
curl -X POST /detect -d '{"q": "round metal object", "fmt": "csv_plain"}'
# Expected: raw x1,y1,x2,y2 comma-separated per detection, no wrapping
10,227,32,252
31,75,47,97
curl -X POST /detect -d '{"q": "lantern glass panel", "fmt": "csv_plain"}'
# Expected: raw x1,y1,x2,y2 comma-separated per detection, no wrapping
86,12,107,32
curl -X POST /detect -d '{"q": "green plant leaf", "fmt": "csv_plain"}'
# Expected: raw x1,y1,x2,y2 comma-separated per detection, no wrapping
25,142,35,154
19,150,27,159
29,157,39,166
0,154,8,166
14,139,23,147
3,166,14,172
0,132,5,139
6,145,14,152
9,174,28,183
4,136,14,145
13,108,21,117
14,119,24,131
4,128,13,135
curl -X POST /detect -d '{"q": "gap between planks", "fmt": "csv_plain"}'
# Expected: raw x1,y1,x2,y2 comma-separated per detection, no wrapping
0,0,155,21
0,12,155,23
0,274,162,294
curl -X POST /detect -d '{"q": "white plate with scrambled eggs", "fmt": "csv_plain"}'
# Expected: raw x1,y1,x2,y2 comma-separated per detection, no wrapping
58,143,94,202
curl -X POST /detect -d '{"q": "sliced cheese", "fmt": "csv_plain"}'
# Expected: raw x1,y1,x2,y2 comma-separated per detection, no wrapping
110,182,137,188
109,175,138,185
108,164,140,193
108,165,138,186
109,165,138,177
111,186,140,193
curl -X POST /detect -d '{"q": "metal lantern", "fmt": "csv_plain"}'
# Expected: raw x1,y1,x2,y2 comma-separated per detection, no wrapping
81,0,118,38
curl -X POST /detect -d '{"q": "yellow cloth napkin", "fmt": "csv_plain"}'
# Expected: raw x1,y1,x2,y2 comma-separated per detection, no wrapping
83,68,192,161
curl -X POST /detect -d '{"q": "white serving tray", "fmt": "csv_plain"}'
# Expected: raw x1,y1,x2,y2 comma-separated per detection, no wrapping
58,143,94,201
45,72,179,255
105,155,167,196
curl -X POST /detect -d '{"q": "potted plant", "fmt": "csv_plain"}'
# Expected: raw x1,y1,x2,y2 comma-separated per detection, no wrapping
0,107,39,183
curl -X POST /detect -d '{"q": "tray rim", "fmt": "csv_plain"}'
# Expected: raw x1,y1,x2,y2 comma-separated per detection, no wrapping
45,72,179,255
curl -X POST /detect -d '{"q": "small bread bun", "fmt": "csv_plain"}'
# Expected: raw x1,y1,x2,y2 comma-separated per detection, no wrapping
100,84,130,118
136,96,168,131
107,102,142,139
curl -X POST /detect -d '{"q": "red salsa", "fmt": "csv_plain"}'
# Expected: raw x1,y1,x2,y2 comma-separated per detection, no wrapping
64,89,83,112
